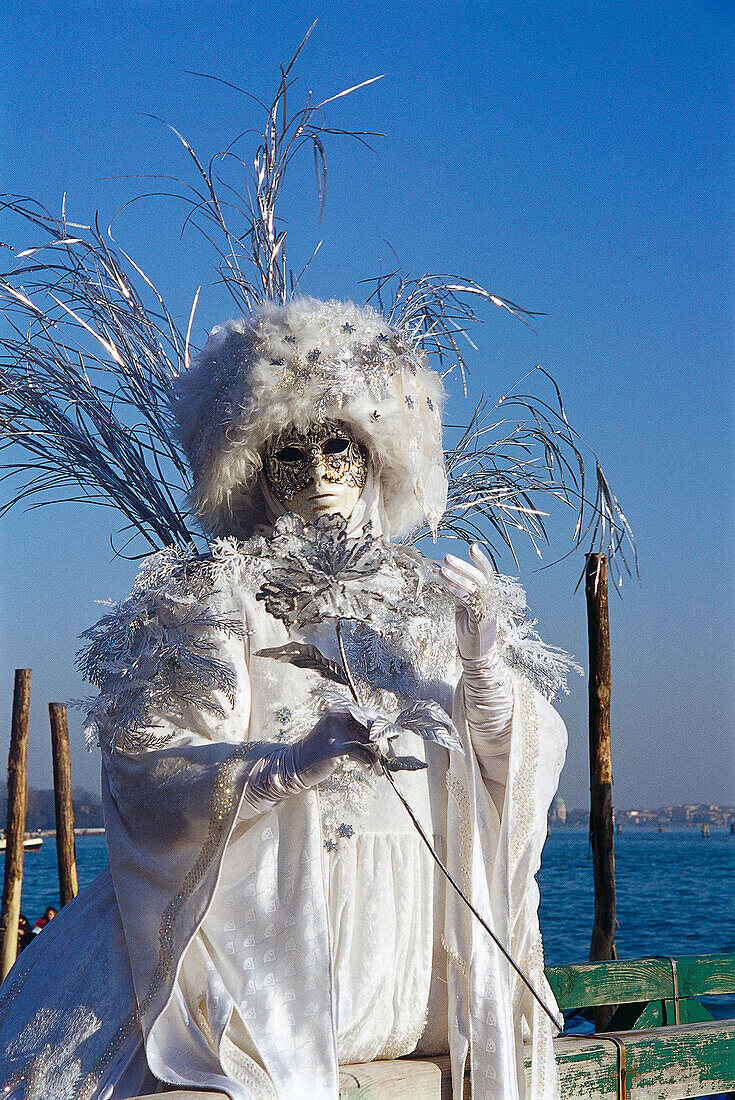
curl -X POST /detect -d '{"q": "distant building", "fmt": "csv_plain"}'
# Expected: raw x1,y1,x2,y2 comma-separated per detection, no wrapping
545,803,734,830
617,804,734,827
0,784,104,831
549,796,567,825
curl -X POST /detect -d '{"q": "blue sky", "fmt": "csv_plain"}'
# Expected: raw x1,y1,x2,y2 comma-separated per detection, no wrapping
1,0,732,809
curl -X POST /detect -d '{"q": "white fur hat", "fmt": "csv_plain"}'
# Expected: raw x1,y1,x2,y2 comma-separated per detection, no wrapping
172,297,448,539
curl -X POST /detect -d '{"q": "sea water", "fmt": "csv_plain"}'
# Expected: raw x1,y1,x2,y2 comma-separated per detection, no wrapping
538,825,735,1026
539,825,734,964
8,825,735,1022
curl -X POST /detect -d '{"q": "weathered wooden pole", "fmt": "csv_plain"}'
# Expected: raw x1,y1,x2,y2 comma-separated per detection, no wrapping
586,554,617,967
0,669,31,981
49,703,78,907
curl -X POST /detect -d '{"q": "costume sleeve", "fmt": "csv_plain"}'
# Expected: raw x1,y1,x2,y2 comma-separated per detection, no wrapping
78,551,340,1098
460,648,514,814
81,562,298,1092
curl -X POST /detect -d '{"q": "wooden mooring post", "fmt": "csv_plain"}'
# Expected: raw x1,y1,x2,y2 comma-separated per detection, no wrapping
585,554,617,974
0,669,31,981
49,703,78,907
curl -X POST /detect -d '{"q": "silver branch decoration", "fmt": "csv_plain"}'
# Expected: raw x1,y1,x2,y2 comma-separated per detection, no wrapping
0,30,636,582
254,514,459,766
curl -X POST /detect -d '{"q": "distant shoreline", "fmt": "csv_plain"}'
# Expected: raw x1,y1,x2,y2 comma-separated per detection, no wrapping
34,827,106,838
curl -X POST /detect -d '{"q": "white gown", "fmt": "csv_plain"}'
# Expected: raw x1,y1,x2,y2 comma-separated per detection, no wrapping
0,537,567,1100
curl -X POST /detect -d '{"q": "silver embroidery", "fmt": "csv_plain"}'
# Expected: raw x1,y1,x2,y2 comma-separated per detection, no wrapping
75,546,247,753
317,758,377,852
3,1007,105,1099
520,932,553,1094
221,1034,278,1099
0,964,33,1023
267,329,407,410
376,1009,429,1059
441,933,469,976
446,772,472,891
263,678,377,851
510,679,539,866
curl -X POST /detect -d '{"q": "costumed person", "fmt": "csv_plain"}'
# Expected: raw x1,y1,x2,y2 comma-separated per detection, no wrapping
0,40,634,1100
0,298,569,1100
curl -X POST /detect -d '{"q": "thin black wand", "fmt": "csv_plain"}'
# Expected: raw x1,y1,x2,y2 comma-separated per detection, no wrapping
383,766,563,1033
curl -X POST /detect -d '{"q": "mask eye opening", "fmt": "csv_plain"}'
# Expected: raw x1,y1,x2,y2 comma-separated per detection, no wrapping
274,446,307,463
323,437,350,455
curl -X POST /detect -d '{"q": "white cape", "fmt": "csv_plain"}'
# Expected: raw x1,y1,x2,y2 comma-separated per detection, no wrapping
0,542,567,1099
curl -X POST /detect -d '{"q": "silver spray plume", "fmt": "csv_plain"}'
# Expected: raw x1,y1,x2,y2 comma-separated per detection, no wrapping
0,24,636,582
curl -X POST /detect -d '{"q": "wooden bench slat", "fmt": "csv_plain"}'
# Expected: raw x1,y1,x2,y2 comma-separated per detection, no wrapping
546,953,735,1010
138,1020,735,1099
675,954,735,998
473,1022,734,1099
597,1019,735,1099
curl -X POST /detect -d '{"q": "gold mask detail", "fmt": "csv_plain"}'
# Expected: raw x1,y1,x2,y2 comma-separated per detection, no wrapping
263,421,368,502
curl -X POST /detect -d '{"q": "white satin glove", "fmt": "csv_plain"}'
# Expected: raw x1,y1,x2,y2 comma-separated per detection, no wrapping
294,708,380,784
242,709,379,813
440,544,498,661
440,544,514,808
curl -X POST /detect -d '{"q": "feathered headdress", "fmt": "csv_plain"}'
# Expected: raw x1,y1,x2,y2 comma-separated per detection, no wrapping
0,24,636,578
173,298,448,539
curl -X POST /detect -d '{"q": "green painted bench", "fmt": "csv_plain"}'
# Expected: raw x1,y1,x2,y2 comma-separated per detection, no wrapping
143,954,735,1099
546,953,735,1032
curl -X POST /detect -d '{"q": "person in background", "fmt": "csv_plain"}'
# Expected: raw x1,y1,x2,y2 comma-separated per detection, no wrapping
31,906,57,934
17,915,33,953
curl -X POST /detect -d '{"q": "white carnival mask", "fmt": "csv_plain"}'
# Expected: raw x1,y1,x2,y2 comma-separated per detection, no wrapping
263,420,368,521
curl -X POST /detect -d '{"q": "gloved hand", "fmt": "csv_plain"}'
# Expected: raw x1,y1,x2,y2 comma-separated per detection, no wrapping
294,708,380,785
242,708,380,812
440,543,498,661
